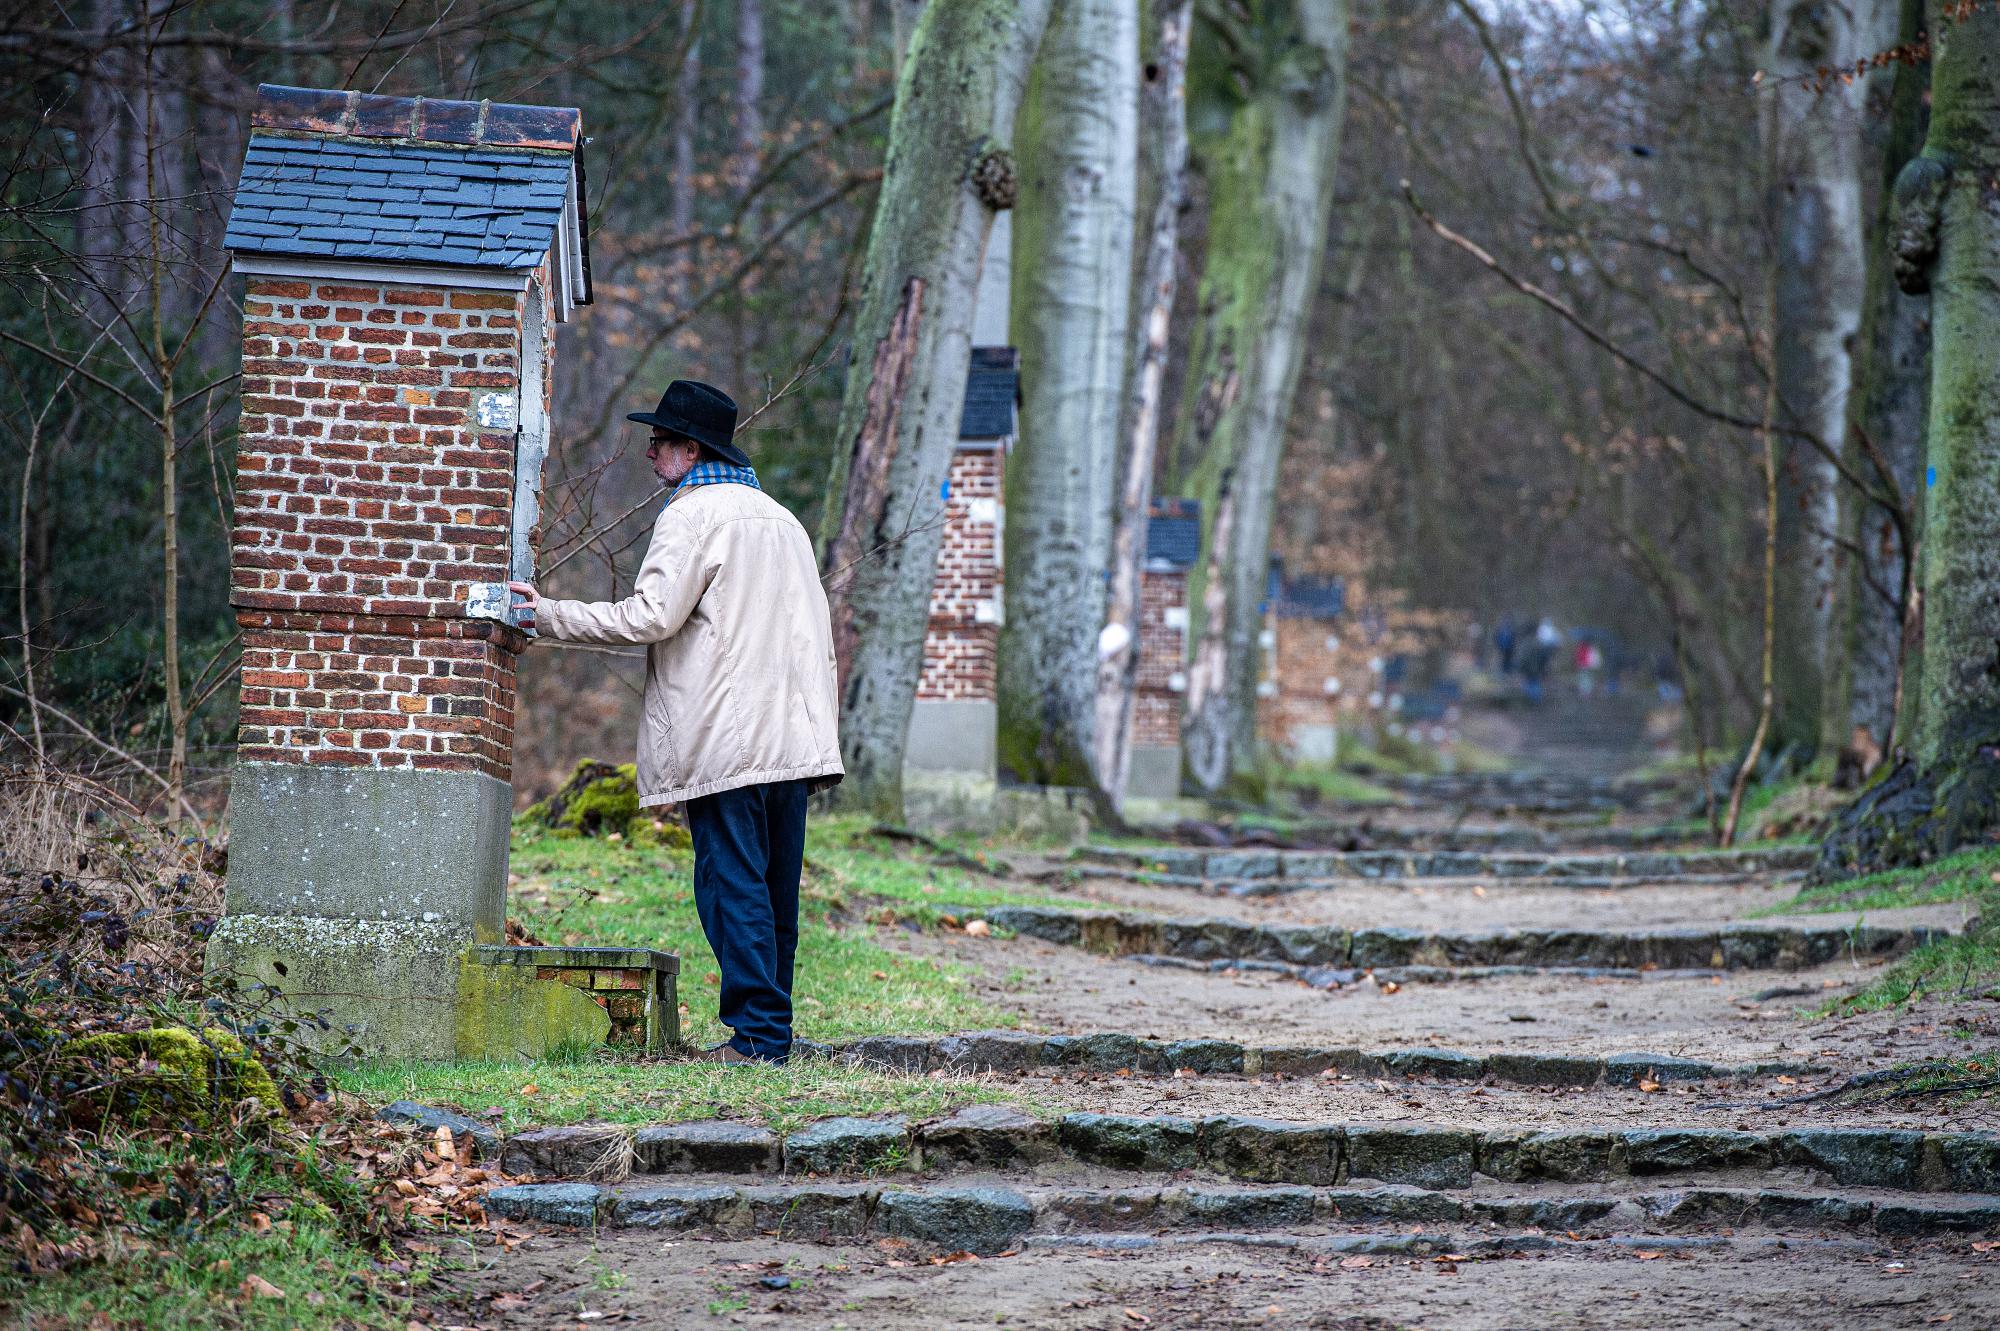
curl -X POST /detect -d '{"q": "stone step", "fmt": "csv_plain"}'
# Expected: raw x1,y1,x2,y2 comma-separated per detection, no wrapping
1074,844,1812,882
978,904,1941,973
1124,951,1733,988
819,1031,1818,1087
1087,868,1778,898
485,1175,2000,1249
1019,1229,1893,1258
496,1110,2000,1198
1253,822,1708,854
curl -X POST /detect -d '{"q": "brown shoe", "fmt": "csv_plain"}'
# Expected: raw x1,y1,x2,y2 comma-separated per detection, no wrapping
689,1042,758,1064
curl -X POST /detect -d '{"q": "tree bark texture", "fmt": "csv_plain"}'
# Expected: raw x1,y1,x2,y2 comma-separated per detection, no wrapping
817,0,1056,817
1907,7,2000,773
671,0,701,308
998,0,1141,788
1763,0,1873,763
1170,0,1349,796
733,0,765,195
1844,0,1932,759
1817,6,2000,879
1094,0,1194,808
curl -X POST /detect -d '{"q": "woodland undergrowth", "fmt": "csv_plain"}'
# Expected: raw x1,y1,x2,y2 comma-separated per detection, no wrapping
0,771,479,1330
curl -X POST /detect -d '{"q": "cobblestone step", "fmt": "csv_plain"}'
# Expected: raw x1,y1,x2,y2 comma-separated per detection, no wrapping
1074,844,1813,883
978,904,1940,972
492,1109,2000,1198
818,1030,1818,1087
484,1174,2000,1249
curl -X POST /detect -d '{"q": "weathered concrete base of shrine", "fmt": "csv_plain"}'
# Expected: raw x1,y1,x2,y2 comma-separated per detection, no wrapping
214,764,681,1059
224,764,513,936
904,700,998,777
902,773,1090,844
1126,745,1182,801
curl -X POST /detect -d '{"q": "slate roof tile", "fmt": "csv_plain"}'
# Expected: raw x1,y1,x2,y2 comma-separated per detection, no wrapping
958,345,1019,440
1145,499,1202,570
228,132,571,272
229,85,589,303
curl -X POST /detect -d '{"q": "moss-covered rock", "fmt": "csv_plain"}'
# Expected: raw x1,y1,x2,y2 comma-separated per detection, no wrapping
524,759,641,836
627,817,692,851
525,758,693,845
66,1026,282,1126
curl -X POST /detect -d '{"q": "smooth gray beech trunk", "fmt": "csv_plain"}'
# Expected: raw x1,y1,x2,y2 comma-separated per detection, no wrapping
1844,0,1932,760
1170,0,1348,796
670,0,701,308
1094,0,1194,808
998,0,1140,788
818,0,1055,818
733,0,765,195
1763,0,1874,763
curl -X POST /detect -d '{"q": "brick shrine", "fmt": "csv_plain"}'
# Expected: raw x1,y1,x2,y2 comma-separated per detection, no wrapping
208,84,674,1059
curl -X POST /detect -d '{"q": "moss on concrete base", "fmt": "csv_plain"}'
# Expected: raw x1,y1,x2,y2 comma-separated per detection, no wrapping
454,953,612,1061
206,916,618,1060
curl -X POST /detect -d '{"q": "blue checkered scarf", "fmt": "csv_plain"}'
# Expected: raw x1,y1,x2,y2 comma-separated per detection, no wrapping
670,458,761,502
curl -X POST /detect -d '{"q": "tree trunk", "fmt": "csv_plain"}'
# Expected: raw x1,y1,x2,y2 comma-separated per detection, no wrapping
733,0,765,196
892,0,928,79
1094,0,1193,808
818,0,1055,818
1170,0,1349,797
997,0,1140,788
1817,5,2000,878
1907,8,2000,776
670,0,701,309
1844,0,1932,765
1763,0,1873,766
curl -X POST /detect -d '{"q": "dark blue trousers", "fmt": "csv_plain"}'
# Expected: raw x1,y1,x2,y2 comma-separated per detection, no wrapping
683,778,807,1061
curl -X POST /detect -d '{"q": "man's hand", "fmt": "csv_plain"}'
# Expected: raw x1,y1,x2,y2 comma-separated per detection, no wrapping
507,581,540,629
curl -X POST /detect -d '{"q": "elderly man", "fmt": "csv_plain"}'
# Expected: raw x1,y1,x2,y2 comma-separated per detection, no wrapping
509,380,842,1064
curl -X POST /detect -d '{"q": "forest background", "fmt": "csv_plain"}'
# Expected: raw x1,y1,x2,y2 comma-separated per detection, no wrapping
0,0,1932,826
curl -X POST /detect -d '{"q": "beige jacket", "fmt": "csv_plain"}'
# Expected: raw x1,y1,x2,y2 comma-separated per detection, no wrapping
537,483,844,806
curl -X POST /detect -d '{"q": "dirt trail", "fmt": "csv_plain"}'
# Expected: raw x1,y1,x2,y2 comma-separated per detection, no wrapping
1048,873,1971,936
439,745,1999,1329
442,1231,1999,1330
899,926,1983,1068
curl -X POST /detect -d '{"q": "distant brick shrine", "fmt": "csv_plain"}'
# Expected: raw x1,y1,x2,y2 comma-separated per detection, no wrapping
906,346,1018,780
1256,561,1350,764
209,85,671,1059
1126,498,1200,800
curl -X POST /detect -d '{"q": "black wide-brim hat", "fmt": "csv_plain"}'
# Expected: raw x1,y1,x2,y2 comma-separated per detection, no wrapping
628,380,748,467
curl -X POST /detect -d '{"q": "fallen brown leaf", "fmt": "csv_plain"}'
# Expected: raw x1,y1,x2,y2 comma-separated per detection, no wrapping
1339,1256,1373,1269
240,1274,286,1300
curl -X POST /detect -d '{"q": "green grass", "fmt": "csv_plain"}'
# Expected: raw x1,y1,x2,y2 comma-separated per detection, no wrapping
1770,845,2000,916
1280,762,1401,806
327,820,1068,1133
1796,846,2000,1014
2,1138,423,1331
506,819,1049,1049
1822,927,2000,1014
334,1055,1035,1132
